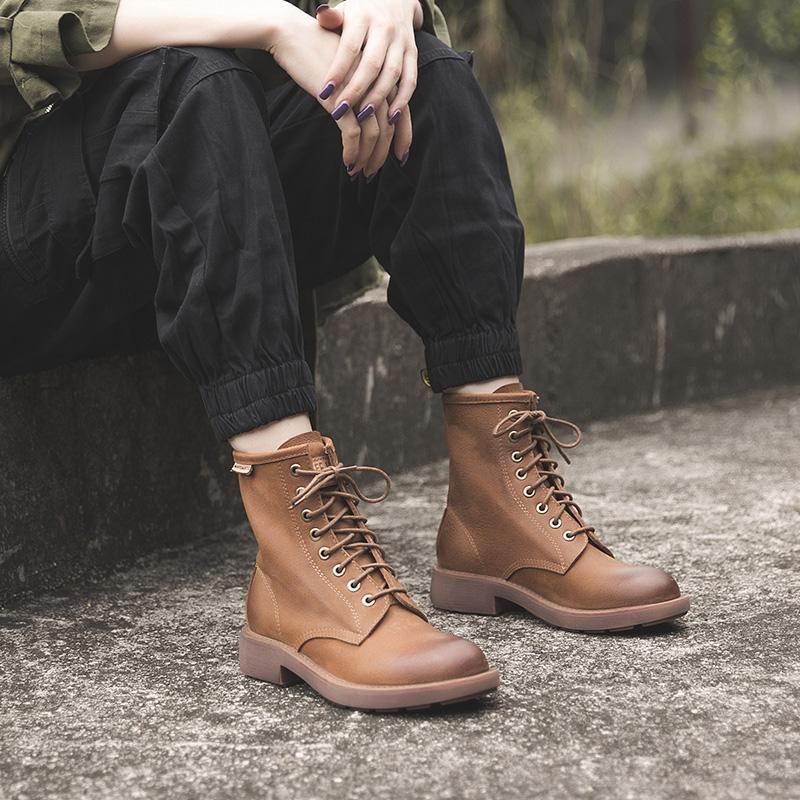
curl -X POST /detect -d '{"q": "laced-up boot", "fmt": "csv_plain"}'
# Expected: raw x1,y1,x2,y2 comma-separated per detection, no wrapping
234,431,499,709
430,384,691,631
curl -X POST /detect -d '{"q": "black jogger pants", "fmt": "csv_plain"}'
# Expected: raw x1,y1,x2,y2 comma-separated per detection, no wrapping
0,32,525,440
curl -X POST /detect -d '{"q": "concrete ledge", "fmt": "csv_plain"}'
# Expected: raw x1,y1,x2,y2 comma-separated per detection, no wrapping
2,230,799,601
318,230,800,471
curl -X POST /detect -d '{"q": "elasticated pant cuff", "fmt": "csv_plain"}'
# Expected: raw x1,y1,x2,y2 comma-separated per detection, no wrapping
424,325,523,392
200,360,316,441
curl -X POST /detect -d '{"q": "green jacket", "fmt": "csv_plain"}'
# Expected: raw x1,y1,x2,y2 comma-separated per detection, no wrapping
0,0,450,175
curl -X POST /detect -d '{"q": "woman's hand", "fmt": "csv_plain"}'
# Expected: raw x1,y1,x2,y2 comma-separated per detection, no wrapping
267,8,368,174
269,4,410,176
315,0,421,125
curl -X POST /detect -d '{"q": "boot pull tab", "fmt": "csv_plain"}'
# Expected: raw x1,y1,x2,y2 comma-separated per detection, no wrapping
231,461,254,476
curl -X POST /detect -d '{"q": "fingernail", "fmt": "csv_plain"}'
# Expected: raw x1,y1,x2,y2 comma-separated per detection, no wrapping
356,104,375,123
331,101,350,121
319,81,335,100
388,109,402,125
345,162,355,173
365,171,377,184
349,170,361,183
400,150,410,166
315,4,329,14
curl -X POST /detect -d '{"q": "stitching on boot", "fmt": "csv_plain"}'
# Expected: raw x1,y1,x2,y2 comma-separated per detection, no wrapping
298,627,365,645
255,564,282,636
503,556,569,577
447,506,487,571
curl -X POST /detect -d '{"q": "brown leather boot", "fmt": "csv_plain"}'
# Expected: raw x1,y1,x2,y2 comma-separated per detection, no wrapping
430,384,691,631
234,431,498,710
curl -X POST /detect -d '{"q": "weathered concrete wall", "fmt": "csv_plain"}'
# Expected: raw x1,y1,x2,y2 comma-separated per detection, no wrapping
0,354,240,601
2,231,799,601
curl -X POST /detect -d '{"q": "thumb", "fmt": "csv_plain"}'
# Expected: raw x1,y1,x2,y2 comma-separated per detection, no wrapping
315,3,345,31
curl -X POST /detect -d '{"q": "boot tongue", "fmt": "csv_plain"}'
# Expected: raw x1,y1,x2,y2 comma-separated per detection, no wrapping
493,382,539,408
493,382,525,393
286,433,387,590
280,430,337,470
279,430,325,449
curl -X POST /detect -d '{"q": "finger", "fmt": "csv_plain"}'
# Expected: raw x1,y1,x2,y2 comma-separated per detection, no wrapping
389,47,418,119
363,101,395,179
336,112,362,175
321,18,369,107
356,42,405,118
336,28,391,112
392,103,412,164
353,113,381,174
315,3,344,31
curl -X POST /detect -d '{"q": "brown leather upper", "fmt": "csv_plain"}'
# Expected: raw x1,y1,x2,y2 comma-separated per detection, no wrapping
438,385,681,610
237,432,490,685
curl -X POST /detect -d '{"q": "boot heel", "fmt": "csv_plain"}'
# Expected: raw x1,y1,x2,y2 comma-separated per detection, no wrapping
430,567,507,616
239,629,300,686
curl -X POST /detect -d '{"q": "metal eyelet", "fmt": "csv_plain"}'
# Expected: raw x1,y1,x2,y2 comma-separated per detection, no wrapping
511,451,523,463
290,464,301,476
515,468,527,480
536,502,548,514
309,527,322,540
347,579,361,593
563,530,576,541
332,564,346,577
549,517,562,529
318,547,331,560
523,486,535,497
301,509,313,521
508,431,519,442
362,595,375,607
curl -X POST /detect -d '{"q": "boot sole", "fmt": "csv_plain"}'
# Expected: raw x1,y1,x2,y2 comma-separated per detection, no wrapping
239,626,500,711
430,566,691,632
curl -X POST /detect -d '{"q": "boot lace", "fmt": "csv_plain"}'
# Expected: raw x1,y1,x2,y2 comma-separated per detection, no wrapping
290,463,407,606
492,409,595,540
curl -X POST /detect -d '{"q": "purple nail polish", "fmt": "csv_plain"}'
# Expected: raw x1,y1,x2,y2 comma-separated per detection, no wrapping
388,109,402,125
319,81,335,100
345,162,355,172
400,150,410,166
315,4,329,14
356,104,375,123
331,101,350,121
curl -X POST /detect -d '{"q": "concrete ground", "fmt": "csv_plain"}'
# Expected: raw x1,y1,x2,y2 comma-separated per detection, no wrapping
1,389,799,800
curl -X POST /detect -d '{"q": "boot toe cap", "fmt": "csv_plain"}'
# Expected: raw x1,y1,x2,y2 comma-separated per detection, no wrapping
393,634,491,684
354,630,491,685
620,565,681,606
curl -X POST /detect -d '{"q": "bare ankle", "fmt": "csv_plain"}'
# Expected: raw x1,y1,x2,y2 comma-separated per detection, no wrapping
229,413,313,453
444,376,521,394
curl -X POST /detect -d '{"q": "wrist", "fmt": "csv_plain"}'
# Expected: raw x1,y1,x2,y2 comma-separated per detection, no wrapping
261,0,306,50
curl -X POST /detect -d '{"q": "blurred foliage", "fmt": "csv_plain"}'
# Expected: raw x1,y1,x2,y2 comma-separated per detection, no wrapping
438,0,800,241
501,115,800,240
